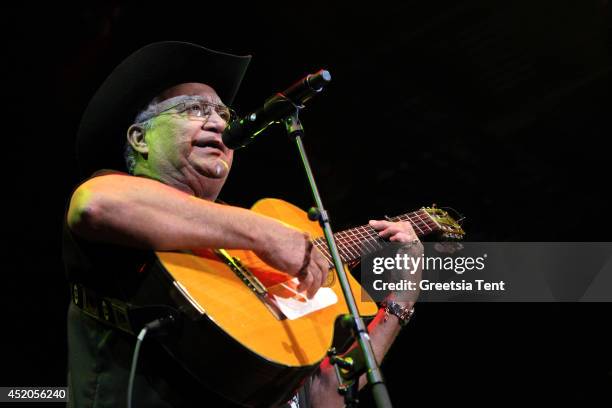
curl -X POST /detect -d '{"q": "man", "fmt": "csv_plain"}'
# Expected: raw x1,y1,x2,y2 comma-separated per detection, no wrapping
65,41,421,407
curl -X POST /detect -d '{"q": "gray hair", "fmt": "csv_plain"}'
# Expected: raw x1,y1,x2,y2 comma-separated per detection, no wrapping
124,95,194,174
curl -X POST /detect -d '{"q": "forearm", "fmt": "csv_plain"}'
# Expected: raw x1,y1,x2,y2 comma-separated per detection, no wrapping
341,303,408,390
67,174,281,251
309,302,409,408
310,256,419,407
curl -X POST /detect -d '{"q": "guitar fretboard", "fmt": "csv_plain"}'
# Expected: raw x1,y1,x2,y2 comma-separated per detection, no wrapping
312,209,438,265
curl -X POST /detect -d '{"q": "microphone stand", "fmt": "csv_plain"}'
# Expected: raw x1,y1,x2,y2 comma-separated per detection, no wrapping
283,110,393,408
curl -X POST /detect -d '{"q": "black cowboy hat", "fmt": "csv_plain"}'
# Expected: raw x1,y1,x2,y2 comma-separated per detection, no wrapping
76,41,251,177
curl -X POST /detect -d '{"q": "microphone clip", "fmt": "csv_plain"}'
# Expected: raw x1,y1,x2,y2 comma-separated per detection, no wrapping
328,347,361,407
283,110,304,139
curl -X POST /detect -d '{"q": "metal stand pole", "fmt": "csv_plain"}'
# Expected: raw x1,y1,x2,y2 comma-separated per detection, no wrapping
284,111,392,408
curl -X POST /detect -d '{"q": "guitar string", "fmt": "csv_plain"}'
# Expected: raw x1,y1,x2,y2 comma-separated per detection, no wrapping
313,212,435,251
312,210,441,263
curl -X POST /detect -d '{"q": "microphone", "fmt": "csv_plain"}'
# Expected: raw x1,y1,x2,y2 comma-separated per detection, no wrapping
222,69,331,149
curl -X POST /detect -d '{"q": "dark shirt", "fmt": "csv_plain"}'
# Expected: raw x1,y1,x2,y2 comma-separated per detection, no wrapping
63,171,309,407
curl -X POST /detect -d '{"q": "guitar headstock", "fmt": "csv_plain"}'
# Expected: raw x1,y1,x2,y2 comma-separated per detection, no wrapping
422,205,465,240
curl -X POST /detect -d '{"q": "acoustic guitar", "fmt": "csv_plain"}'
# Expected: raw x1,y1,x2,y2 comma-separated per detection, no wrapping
136,198,464,407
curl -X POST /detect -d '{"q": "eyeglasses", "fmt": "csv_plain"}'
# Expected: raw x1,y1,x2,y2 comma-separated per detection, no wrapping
148,99,236,123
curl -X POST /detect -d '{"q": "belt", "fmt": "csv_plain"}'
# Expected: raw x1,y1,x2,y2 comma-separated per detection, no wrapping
70,282,178,336
70,283,136,335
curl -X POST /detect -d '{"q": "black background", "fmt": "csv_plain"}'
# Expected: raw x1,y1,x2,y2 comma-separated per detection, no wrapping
3,1,611,406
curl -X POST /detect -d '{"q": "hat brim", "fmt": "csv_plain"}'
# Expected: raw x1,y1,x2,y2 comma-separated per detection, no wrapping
76,41,251,177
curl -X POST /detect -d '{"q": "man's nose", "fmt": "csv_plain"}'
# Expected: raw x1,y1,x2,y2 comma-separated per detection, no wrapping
202,110,226,133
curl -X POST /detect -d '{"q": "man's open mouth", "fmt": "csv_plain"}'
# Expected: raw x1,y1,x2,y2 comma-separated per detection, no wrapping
194,139,224,152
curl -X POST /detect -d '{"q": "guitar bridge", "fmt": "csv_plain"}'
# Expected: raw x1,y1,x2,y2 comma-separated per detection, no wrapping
214,249,285,320
214,249,267,296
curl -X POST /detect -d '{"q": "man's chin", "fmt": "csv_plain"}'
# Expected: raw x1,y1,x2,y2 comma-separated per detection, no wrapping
194,158,230,179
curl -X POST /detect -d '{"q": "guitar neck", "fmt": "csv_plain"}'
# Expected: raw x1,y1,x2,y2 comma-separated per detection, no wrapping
312,209,439,265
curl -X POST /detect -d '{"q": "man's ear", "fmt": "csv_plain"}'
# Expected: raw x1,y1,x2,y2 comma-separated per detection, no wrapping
127,124,148,154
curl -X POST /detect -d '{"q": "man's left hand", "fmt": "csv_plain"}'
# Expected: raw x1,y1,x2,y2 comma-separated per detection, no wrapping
368,219,421,246
369,219,423,308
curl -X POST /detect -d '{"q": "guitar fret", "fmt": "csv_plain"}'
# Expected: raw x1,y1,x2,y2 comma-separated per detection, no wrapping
343,230,360,256
364,225,383,243
336,232,359,262
331,234,349,261
359,226,385,250
349,227,380,255
341,231,360,259
412,220,425,236
313,240,333,265
345,229,366,253
415,218,432,233
334,237,352,262
417,210,438,232
349,228,378,253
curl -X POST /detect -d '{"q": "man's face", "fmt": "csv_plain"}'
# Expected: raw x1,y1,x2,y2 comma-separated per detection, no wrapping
143,83,234,185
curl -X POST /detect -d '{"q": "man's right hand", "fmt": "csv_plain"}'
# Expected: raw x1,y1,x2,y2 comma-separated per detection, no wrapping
255,226,329,299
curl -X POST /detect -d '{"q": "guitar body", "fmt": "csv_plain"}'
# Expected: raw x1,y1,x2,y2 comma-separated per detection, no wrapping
144,198,378,407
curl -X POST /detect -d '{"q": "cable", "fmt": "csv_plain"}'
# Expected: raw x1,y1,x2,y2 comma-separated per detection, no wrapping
127,326,148,408
127,314,177,408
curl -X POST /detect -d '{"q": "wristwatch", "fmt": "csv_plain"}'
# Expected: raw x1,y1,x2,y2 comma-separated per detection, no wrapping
382,301,415,327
